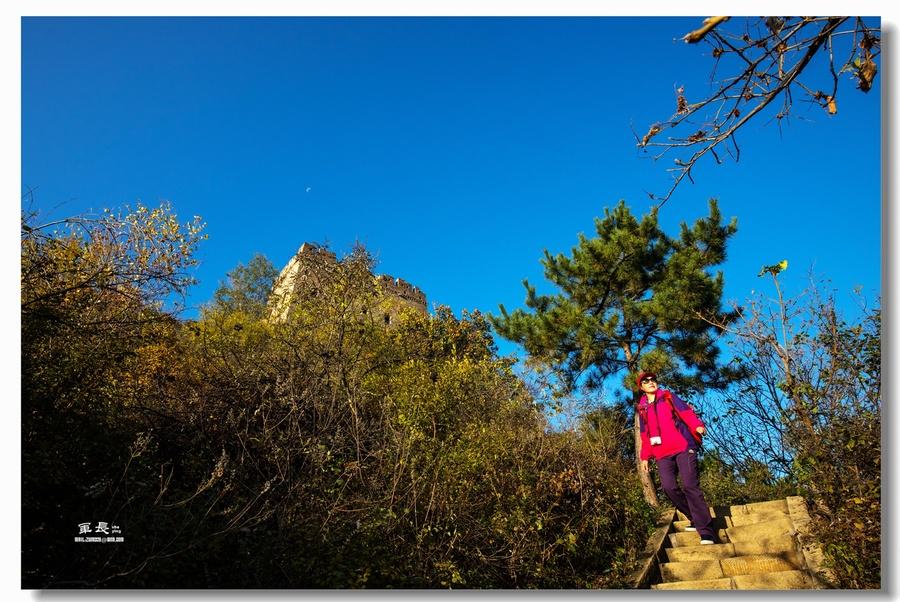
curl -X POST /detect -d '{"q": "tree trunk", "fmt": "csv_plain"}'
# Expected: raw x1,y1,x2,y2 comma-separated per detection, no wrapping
634,393,659,507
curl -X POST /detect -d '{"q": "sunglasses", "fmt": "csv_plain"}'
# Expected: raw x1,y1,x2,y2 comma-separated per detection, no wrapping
641,377,657,384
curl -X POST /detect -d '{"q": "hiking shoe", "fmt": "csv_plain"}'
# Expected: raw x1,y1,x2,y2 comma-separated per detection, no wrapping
700,538,716,545
685,524,697,532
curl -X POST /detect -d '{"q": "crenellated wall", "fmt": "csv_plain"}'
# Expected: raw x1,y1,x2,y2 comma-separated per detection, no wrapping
375,274,427,306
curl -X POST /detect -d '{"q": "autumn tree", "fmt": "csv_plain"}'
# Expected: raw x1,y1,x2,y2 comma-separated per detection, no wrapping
21,202,206,587
637,16,880,204
21,202,205,415
490,199,741,505
699,266,880,588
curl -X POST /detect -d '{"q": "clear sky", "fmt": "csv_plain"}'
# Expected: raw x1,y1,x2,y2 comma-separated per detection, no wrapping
21,16,882,362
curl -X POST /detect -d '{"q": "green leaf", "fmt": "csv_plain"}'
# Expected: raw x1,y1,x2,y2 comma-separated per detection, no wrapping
758,259,788,277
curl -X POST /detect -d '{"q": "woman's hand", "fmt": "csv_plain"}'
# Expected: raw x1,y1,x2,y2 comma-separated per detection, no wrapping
696,426,706,435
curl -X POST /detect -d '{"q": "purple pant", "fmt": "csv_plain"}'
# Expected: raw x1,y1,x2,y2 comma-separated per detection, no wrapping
657,450,715,540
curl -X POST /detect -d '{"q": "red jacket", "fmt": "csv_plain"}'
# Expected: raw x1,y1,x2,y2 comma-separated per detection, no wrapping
637,389,705,461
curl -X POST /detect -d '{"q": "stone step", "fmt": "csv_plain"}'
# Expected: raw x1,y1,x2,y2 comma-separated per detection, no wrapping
646,498,823,590
731,570,816,590
673,517,732,532
720,552,806,577
653,577,735,590
677,506,731,520
668,529,730,548
733,539,798,556
737,499,789,514
667,543,736,562
653,570,816,590
725,517,796,544
678,499,791,521
661,559,726,582
667,537,798,563
729,510,790,527
661,551,805,583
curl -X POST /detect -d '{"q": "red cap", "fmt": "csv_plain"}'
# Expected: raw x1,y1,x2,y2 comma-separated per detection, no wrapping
636,372,657,387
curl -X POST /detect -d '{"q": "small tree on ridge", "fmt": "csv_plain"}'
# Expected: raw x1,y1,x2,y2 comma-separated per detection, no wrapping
490,199,741,505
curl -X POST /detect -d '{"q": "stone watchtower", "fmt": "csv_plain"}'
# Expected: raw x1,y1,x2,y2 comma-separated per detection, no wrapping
268,242,427,324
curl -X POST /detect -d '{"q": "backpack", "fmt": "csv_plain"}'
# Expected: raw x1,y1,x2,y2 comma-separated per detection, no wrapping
638,390,703,447
661,390,703,446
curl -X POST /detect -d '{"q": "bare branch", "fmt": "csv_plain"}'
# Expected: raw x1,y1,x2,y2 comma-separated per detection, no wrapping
637,17,879,205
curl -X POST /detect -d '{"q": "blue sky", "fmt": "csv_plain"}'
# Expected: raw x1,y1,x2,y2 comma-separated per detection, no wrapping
21,16,882,362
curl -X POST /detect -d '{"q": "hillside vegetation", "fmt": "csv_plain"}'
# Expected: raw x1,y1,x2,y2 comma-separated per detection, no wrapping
22,203,879,588
22,204,657,588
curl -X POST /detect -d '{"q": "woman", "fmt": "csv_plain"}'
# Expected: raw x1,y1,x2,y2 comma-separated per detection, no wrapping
636,372,717,544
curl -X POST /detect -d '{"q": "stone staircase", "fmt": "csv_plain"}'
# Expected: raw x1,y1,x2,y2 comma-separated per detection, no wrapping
631,496,834,590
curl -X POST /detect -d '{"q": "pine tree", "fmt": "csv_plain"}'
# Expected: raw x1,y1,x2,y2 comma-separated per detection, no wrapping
490,199,741,504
